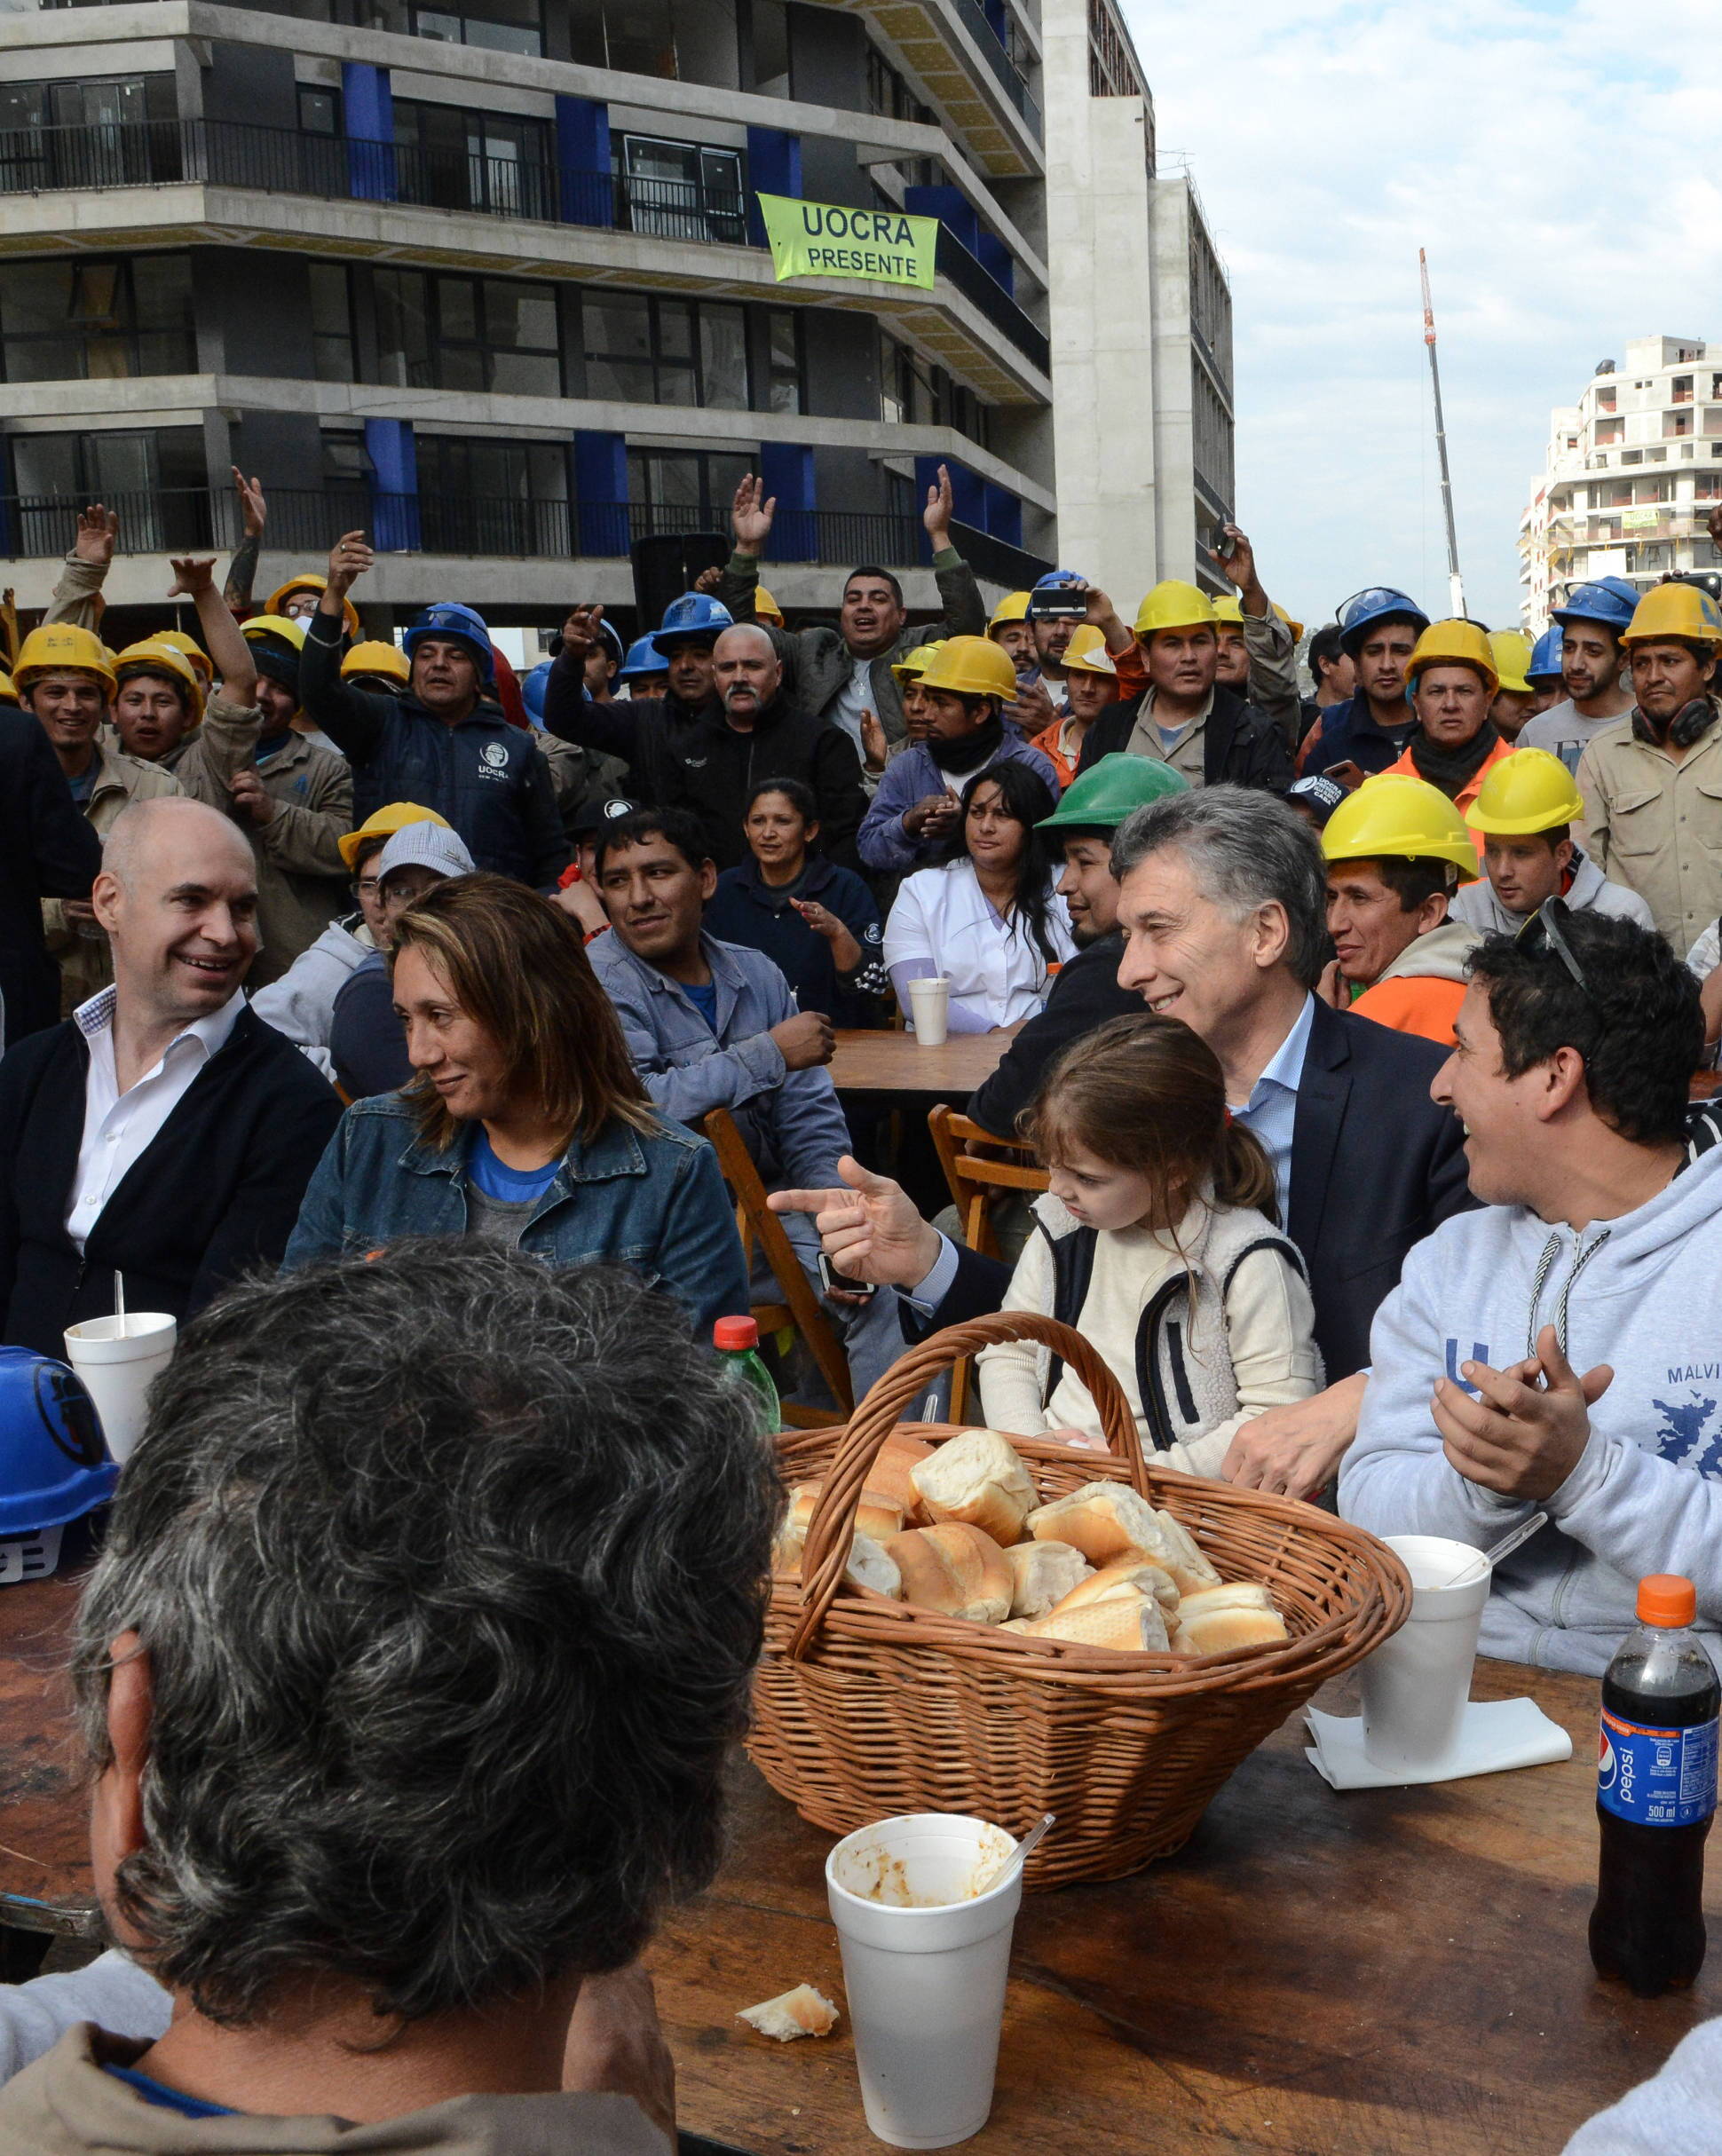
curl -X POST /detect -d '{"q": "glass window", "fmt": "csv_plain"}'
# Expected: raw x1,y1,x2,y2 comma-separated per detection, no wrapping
584,291,654,402
409,0,542,53
0,254,192,383
308,262,353,382
765,308,800,415
298,85,340,134
700,303,747,410
374,267,433,390
11,425,209,550
750,0,789,92
628,446,754,529
657,297,696,407
440,277,479,342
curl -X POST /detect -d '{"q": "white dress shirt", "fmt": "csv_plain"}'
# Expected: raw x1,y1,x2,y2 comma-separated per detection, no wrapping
1231,991,1317,1231
66,986,246,1249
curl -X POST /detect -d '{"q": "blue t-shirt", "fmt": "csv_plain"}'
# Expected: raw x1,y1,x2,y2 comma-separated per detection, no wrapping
683,979,720,1033
105,2065,235,2119
466,1126,561,1204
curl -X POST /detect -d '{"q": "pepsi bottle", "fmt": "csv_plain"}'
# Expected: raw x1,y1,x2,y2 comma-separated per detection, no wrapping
1591,1574,1719,1997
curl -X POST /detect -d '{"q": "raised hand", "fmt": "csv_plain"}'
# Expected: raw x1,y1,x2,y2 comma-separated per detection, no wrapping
923,462,954,546
559,604,605,659
232,467,266,538
859,707,889,772
326,529,373,596
74,503,118,570
731,472,777,554
168,556,217,600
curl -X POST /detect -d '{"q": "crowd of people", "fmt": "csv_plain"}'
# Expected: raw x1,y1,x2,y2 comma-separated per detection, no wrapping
3,461,1722,2146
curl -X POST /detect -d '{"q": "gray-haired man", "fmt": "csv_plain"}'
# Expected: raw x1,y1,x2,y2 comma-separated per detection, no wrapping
0,1244,778,2148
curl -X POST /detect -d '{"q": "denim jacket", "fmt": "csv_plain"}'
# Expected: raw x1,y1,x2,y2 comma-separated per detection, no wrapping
282,1093,747,1335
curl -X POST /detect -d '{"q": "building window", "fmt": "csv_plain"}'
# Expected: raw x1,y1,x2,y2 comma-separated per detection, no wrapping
1087,0,1145,97
764,308,802,415
308,262,353,382
568,0,739,85
415,434,569,551
1622,449,1642,465
0,254,194,384
10,424,209,548
373,267,560,395
628,446,756,530
1666,409,1693,438
298,84,340,135
411,0,542,56
867,44,928,123
1596,385,1616,412
1593,417,1623,445
393,100,554,219
584,290,756,408
0,73,182,188
615,135,746,244
1673,375,1694,403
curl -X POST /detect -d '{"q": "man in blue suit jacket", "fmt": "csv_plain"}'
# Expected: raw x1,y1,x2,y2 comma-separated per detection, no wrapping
773,787,1473,1498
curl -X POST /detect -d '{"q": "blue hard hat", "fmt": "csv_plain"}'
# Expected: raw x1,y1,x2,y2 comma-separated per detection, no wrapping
0,1348,118,1536
1551,576,1639,635
404,602,494,684
618,634,669,683
1031,568,1087,589
1337,586,1431,656
520,658,551,724
657,592,732,647
1027,567,1090,620
1528,625,1564,683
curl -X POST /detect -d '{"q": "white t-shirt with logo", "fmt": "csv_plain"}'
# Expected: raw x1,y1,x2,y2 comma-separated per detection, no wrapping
1519,699,1631,776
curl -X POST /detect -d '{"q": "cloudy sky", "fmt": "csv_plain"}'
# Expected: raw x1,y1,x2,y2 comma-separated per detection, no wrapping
1118,0,1722,630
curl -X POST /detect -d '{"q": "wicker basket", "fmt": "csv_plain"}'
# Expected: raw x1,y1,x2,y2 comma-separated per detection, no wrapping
750,1312,1411,1890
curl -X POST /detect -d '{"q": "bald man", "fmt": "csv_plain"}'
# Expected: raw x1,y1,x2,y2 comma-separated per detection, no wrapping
0,798,342,1355
546,610,867,869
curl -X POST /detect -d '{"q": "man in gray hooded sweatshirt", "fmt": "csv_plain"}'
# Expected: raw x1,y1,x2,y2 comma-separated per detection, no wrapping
1341,908,1722,1677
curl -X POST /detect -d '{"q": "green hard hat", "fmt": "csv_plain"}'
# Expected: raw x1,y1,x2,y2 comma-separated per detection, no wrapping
1037,753,1191,834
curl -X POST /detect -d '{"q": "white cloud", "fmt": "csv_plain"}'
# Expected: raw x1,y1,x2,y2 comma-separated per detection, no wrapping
1120,0,1722,627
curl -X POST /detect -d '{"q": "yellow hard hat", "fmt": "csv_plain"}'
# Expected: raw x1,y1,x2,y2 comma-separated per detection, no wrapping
337,800,452,872
1212,596,1245,628
1273,601,1305,643
988,590,1032,633
754,585,784,626
265,573,360,639
1487,630,1534,698
1405,617,1499,698
1134,580,1218,638
113,638,205,723
1322,773,1480,883
890,638,947,685
915,635,1019,701
0,668,15,706
1061,623,1118,677
1466,747,1584,836
342,639,410,685
1622,580,1722,649
13,622,116,696
154,629,213,688
242,612,308,652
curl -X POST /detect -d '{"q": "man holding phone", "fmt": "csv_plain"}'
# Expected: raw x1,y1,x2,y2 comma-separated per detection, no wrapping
1302,586,1432,784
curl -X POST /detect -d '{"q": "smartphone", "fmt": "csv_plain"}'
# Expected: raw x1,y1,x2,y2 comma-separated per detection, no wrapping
1213,524,1239,561
1326,758,1365,790
818,1252,877,1300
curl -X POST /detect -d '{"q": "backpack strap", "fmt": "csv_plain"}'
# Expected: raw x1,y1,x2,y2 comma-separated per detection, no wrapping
1038,1220,1097,1407
1134,1272,1194,1453
1221,1233,1308,1296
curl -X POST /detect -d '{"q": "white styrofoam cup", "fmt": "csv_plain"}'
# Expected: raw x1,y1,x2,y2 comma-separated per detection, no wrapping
62,1313,176,1465
906,976,952,1047
1359,1533,1492,1773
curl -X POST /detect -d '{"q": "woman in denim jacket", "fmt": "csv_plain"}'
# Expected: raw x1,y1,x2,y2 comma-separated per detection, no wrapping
284,874,746,1335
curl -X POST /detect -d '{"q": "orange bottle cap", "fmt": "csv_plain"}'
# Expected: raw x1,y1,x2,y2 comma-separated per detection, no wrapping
713,1315,760,1352
1638,1575,1697,1627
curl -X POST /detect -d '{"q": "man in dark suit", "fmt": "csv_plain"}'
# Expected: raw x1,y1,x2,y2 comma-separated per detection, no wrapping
773,787,1472,1499
0,705,103,1049
0,796,342,1357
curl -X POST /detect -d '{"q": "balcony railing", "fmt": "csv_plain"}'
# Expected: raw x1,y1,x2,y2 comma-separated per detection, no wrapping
0,489,1048,574
935,227,1047,374
950,0,1042,138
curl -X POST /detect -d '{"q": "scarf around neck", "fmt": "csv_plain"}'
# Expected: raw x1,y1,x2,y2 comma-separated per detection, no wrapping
1632,696,1719,753
1408,717,1498,799
928,713,1004,775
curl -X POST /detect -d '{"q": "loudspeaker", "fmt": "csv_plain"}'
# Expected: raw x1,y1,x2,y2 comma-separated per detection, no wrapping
631,531,730,628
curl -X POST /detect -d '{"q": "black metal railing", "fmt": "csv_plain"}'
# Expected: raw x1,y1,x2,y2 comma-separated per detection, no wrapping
947,517,1054,589
935,227,1048,374
951,0,1042,137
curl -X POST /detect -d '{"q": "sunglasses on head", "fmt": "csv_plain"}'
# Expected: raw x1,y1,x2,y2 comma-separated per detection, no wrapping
1513,895,1592,998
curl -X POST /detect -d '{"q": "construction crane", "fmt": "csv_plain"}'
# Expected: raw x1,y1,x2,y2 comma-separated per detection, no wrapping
1419,249,1465,619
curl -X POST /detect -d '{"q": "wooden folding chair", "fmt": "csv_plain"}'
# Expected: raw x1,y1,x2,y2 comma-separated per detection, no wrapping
926,1105,1049,1421
701,1110,853,1431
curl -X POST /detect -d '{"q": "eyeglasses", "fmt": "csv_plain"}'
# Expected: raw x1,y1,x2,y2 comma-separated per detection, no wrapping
1515,895,1592,997
352,876,381,901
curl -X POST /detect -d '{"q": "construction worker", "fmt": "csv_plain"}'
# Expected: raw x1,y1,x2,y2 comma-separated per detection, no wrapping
1521,576,1637,774
1030,624,1118,786
1486,629,1537,741
1077,580,1292,791
154,629,214,704
110,638,206,766
754,585,785,628
1206,524,1303,745
266,572,360,639
1302,587,1431,781
1214,594,1249,690
1451,747,1654,935
17,624,182,1013
986,590,1035,680
1576,581,1722,951
342,640,412,699
1524,625,1565,718
1382,618,1516,837
615,634,668,700
1322,774,1483,1046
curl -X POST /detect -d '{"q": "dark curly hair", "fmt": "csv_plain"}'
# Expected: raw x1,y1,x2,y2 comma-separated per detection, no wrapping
72,1247,782,2026
1466,912,1702,1146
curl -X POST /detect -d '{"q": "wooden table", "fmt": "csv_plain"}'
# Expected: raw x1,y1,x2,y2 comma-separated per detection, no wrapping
828,1026,1020,1101
5,1577,1717,2153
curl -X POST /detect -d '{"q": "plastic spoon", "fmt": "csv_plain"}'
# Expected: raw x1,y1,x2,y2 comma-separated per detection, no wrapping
976,1812,1054,1896
1449,1512,1549,1587
114,1271,126,1340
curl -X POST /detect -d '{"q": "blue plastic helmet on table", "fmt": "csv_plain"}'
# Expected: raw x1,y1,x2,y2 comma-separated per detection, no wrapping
618,634,669,683
1528,624,1565,683
1552,576,1639,635
404,602,494,684
657,593,732,647
1336,587,1431,656
0,1347,117,1538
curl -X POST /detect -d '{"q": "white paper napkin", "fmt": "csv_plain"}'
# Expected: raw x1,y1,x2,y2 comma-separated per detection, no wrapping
1305,1696,1574,1789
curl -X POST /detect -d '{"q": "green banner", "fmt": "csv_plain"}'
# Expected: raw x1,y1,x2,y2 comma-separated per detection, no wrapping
757,193,938,289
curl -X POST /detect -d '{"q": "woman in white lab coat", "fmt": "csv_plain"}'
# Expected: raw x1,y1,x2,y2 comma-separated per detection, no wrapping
883,762,1074,1033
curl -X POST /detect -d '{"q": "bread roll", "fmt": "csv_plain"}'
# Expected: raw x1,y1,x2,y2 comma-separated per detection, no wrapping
737,1984,839,2041
1026,1482,1172,1569
1170,1582,1287,1655
865,1436,936,1521
774,1481,904,1573
846,1532,902,1599
1002,1540,1094,1620
886,1523,1013,1624
912,1429,1036,1546
1048,1556,1179,1617
1015,1589,1171,1654
1153,1507,1223,1594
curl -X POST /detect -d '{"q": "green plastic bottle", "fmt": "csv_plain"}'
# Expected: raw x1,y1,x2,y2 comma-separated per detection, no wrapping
713,1315,781,1436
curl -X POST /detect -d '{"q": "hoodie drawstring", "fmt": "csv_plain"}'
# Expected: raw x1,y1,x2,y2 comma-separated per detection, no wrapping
1526,1228,1611,1362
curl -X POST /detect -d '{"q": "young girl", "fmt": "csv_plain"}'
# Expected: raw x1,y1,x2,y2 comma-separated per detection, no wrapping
976,1014,1323,1473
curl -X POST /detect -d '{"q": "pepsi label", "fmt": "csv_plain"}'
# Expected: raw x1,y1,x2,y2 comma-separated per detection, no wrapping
1599,1708,1719,1828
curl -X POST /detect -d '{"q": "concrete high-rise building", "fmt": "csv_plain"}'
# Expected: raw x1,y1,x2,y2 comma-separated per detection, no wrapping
0,0,1228,639
1520,334,1722,632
